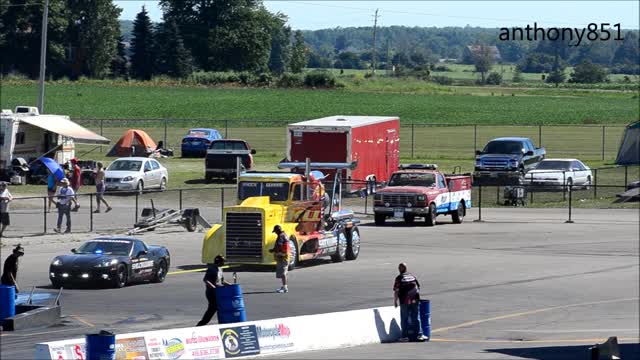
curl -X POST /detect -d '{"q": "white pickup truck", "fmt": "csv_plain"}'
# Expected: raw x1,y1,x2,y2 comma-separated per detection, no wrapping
0,106,110,184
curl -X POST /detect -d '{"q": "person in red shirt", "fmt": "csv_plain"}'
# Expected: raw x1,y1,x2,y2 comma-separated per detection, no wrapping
269,225,290,293
393,262,427,342
69,159,81,211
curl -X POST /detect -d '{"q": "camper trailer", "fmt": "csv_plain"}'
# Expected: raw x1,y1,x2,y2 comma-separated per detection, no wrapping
0,106,110,184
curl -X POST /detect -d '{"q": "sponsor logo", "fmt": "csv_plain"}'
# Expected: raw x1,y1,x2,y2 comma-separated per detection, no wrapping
186,334,220,344
221,329,240,355
256,324,291,339
163,338,185,359
132,260,154,269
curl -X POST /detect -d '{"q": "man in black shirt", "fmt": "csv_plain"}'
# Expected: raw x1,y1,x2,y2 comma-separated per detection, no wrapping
393,262,426,342
197,255,230,326
1,244,24,292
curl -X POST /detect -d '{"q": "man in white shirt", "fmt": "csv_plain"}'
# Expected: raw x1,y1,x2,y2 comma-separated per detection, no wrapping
0,182,12,237
54,178,74,234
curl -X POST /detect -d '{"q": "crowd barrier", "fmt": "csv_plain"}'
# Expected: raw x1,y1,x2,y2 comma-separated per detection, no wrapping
35,305,402,359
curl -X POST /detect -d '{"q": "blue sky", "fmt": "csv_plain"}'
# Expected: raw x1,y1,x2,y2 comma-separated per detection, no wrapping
116,1,639,30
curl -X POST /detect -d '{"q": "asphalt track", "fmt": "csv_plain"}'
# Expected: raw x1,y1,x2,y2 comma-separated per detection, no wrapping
0,208,638,359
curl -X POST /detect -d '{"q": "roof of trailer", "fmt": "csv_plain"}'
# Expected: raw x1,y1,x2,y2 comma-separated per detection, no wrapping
289,115,399,128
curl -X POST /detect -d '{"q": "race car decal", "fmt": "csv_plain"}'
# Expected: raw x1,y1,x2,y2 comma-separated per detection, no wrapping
132,260,154,269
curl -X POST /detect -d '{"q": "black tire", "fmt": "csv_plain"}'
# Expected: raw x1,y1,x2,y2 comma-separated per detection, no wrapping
153,259,167,283
517,169,525,185
160,177,167,191
205,174,213,183
565,178,573,192
288,237,299,271
346,227,361,261
452,202,464,224
403,214,415,225
584,176,592,190
113,264,128,288
184,213,197,232
425,203,437,227
82,176,91,186
136,180,144,195
374,213,386,226
331,229,347,263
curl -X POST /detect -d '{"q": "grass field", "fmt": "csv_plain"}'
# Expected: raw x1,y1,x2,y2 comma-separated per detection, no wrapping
1,82,638,124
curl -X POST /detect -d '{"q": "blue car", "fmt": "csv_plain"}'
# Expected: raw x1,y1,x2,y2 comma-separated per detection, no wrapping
181,128,223,157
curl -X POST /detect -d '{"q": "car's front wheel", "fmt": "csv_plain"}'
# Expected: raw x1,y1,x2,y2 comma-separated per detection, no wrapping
113,264,128,288
136,180,144,195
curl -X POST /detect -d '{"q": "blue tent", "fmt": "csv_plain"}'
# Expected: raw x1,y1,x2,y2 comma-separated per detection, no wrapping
39,157,65,181
615,121,639,166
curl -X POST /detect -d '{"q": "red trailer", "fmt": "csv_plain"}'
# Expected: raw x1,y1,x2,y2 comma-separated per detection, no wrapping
286,116,400,191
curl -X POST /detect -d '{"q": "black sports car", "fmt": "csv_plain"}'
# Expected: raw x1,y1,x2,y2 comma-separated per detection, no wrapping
49,237,170,288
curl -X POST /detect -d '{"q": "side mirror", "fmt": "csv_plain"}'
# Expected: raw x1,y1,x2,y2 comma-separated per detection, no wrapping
144,168,150,172
71,248,76,253
250,149,256,155
525,150,534,156
475,150,482,156
137,250,148,258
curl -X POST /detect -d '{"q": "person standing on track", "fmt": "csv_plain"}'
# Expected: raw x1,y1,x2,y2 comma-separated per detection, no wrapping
269,225,290,293
54,178,74,234
0,182,12,238
197,255,230,326
394,262,427,342
1,244,24,293
93,162,112,213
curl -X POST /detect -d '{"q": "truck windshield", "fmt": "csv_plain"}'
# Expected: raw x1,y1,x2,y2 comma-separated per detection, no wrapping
535,161,571,170
238,182,290,201
388,173,436,187
483,141,523,154
210,141,248,150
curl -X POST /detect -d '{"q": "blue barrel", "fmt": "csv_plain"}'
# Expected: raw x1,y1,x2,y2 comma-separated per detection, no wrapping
216,284,246,324
419,299,431,340
85,331,116,360
0,285,16,321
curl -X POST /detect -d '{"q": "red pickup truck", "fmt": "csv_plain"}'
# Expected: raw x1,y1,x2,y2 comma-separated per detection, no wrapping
373,164,472,226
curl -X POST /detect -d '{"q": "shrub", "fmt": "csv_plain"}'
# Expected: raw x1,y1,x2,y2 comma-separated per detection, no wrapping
277,73,304,88
304,70,337,88
433,65,450,72
485,72,503,85
256,72,273,86
431,76,453,85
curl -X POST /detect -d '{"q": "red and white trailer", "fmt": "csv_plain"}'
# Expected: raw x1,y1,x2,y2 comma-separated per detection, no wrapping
286,116,400,191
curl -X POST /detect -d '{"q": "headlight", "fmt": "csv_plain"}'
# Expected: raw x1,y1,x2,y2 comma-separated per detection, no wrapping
52,258,62,266
417,195,426,201
121,176,134,182
95,258,119,268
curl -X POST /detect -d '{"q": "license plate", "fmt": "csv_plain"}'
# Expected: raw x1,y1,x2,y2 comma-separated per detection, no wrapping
393,208,404,218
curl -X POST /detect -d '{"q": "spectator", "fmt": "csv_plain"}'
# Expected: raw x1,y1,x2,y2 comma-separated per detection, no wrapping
196,255,230,326
393,262,427,342
1,244,24,293
93,162,112,213
0,182,12,237
54,178,74,234
269,225,290,293
46,171,57,213
69,159,82,211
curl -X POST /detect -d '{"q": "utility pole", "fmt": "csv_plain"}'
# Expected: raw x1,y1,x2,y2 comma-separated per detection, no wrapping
37,0,50,114
371,8,379,75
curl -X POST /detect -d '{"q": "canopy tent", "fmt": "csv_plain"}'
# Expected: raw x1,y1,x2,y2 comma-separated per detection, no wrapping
106,129,157,157
17,115,110,145
615,121,640,166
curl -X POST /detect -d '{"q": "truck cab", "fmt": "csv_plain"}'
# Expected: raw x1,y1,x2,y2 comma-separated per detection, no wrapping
473,137,546,186
373,164,472,226
202,161,361,269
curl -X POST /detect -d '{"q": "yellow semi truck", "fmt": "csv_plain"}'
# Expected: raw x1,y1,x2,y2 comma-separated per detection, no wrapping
202,161,361,269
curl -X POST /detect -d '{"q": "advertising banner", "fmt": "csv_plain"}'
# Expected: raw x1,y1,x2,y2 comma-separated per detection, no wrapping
255,321,295,354
145,328,224,360
219,325,260,358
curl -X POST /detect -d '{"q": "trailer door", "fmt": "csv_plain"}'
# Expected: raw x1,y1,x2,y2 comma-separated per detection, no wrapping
290,130,347,163
385,129,399,180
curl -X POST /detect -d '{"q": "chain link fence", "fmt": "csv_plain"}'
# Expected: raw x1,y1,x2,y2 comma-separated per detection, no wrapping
75,119,626,161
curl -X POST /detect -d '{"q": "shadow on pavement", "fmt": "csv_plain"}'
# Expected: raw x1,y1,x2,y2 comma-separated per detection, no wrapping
485,342,639,360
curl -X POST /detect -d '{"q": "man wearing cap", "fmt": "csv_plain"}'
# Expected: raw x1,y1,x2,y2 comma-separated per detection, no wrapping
0,182,12,237
68,159,82,211
269,225,290,293
393,262,427,342
1,244,24,292
197,255,230,326
54,178,74,233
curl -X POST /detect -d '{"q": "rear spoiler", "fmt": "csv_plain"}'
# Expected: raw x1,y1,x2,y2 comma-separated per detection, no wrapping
278,160,358,170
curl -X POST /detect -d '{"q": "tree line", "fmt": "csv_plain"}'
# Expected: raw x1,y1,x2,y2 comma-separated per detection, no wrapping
0,0,308,80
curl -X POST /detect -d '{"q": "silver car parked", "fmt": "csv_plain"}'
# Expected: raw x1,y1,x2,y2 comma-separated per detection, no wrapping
105,157,168,193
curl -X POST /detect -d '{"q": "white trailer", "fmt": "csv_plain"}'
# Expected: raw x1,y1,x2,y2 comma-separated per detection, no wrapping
0,106,110,184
